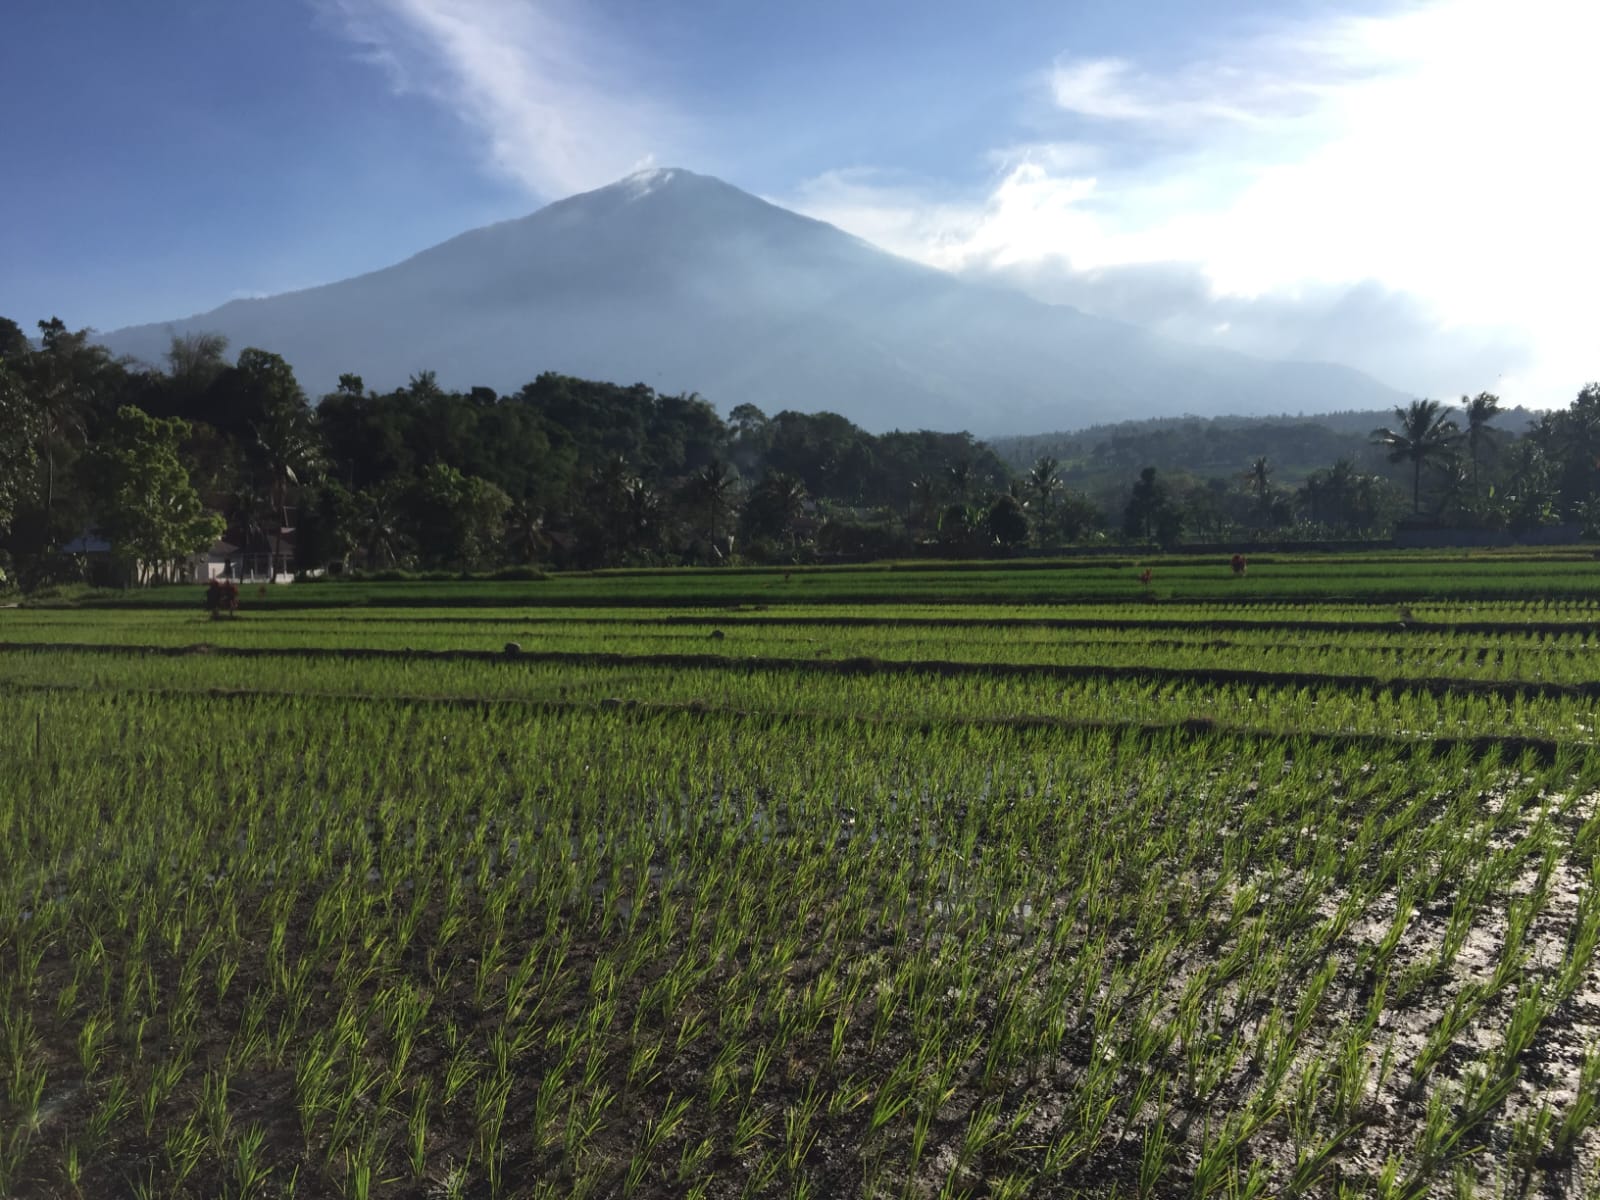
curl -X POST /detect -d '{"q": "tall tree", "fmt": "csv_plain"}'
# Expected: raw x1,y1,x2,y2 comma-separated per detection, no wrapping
0,318,28,364
228,348,319,529
985,493,1030,552
947,459,974,504
89,407,223,584
1371,399,1459,514
165,331,230,392
1025,456,1061,539
0,362,40,538
1301,458,1366,530
581,457,662,564
23,318,122,538
907,473,941,536
1243,456,1273,516
352,482,409,569
1499,438,1560,532
503,499,551,565
1527,384,1600,517
409,464,511,571
678,460,738,551
1461,392,1501,496
1123,467,1183,544
739,471,807,553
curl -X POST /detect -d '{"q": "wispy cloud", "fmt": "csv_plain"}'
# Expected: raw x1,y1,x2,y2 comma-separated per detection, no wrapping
1049,57,1287,127
1045,13,1411,133
790,0,1600,404
317,0,677,197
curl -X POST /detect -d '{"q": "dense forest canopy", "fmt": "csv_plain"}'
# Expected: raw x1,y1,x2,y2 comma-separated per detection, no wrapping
2,314,1598,587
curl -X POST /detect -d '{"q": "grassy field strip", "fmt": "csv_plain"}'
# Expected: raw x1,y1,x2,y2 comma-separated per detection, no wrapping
22,601,1600,633
3,646,1599,743
12,614,1600,652
54,559,1600,608
6,617,1600,685
3,687,1599,1197
8,635,1600,693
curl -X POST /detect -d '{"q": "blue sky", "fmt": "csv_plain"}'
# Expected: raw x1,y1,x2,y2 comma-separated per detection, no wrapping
3,0,1596,406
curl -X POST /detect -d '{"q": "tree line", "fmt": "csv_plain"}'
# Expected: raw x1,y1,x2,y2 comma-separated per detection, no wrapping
3,315,1599,586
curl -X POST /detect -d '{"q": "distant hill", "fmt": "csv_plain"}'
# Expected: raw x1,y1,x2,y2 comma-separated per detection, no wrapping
99,168,1408,436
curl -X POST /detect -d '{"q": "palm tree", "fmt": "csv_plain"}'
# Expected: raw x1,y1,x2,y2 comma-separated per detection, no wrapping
683,460,737,546
503,499,549,564
233,349,319,531
1462,392,1501,496
1242,456,1273,517
249,406,321,531
1372,399,1459,514
1026,456,1061,509
353,483,406,570
908,473,941,534
741,472,807,551
1324,457,1359,528
590,457,659,561
1299,471,1326,527
946,460,974,504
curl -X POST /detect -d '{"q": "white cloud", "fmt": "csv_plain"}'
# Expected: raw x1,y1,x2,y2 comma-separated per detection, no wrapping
318,0,678,197
779,169,988,266
1049,57,1292,127
790,0,1600,407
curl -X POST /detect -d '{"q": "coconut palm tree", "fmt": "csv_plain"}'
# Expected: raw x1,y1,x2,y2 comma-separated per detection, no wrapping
740,471,808,552
1323,457,1360,528
1026,456,1061,510
1462,392,1502,496
1372,399,1460,514
1242,456,1273,518
1299,471,1327,527
353,482,407,570
946,460,974,504
908,474,941,535
503,499,549,564
682,460,737,547
233,349,320,531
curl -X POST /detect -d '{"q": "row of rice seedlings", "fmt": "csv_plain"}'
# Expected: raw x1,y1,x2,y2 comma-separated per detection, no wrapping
7,647,1600,746
13,614,1600,691
4,684,1600,1195
9,620,1600,694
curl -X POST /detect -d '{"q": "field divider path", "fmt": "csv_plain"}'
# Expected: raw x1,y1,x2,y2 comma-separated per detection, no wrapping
0,675,1578,764
5,639,1599,704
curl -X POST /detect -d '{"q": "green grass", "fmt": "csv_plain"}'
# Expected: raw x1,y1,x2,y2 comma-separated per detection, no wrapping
36,548,1600,608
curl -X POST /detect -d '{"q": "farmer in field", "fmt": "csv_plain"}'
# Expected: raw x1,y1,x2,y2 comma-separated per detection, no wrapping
1231,554,1247,576
204,579,239,618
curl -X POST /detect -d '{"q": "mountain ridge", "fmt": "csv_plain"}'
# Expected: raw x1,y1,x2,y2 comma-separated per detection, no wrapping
98,168,1408,435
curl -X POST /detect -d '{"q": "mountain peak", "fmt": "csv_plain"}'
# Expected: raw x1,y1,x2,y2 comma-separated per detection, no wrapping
617,166,697,192
95,171,1405,434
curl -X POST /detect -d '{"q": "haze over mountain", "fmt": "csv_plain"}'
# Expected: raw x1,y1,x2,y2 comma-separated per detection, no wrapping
99,169,1407,435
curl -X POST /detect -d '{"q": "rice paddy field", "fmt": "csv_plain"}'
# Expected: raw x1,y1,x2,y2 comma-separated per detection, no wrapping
4,555,1600,1198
